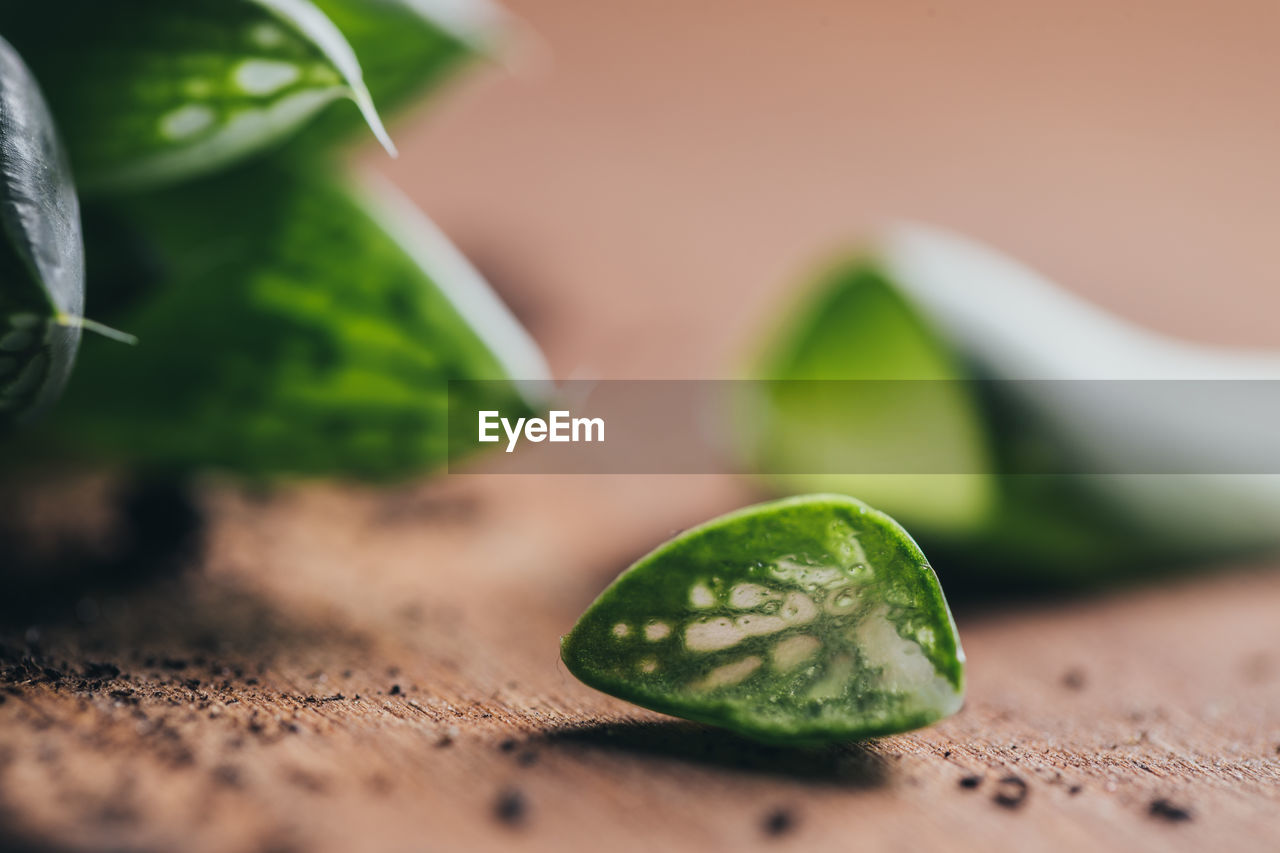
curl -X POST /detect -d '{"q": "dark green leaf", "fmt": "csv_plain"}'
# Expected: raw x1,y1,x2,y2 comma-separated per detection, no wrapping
562,495,965,744
35,161,546,479
0,36,83,426
0,0,391,193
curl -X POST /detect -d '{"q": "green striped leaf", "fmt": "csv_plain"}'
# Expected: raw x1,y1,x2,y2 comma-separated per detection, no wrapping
0,0,392,193
36,161,547,479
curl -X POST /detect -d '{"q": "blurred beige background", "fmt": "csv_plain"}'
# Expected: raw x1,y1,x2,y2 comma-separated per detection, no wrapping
373,0,1279,380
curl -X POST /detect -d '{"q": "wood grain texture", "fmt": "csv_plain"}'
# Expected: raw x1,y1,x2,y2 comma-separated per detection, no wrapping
2,475,1278,852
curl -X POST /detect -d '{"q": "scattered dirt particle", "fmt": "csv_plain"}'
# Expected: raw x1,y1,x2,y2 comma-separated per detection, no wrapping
82,661,121,680
212,765,243,788
1068,784,1083,796
498,738,518,753
517,750,539,767
493,788,527,827
959,775,982,790
993,775,1028,809
762,808,797,837
1149,799,1192,822
286,768,329,794
1061,668,1087,690
389,684,401,696
943,750,952,759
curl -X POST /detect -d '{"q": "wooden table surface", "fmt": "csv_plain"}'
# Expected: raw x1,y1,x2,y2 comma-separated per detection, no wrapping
4,1,1280,850
2,474,1278,852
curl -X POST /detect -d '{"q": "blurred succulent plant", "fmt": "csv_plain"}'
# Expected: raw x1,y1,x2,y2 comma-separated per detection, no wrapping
746,225,1280,582
0,0,547,479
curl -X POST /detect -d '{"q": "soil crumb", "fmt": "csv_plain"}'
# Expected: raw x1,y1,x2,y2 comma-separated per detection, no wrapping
1061,668,1087,690
1149,799,1192,822
494,788,527,827
993,776,1028,809
762,807,797,837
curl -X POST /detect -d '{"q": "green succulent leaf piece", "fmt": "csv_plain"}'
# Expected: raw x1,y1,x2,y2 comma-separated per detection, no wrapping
743,256,1159,581
0,36,84,426
745,229,1280,583
304,0,505,144
742,260,997,535
0,0,392,193
562,494,965,745
37,160,547,479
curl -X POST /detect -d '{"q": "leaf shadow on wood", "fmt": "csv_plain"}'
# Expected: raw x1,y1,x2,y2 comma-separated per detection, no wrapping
0,475,204,625
539,720,890,789
0,475,376,684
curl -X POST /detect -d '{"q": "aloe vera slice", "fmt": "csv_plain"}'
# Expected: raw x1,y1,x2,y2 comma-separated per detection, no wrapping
0,36,84,426
30,160,546,479
0,0,391,193
562,494,965,745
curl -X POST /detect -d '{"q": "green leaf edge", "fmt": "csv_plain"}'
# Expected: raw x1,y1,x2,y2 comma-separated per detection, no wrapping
252,0,396,155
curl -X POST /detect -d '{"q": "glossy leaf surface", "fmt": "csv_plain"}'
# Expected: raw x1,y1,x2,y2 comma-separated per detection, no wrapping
0,36,84,425
563,495,965,744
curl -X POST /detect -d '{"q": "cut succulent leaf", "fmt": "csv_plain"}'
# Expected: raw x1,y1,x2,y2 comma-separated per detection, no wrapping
879,223,1280,559
302,0,505,145
748,225,1280,581
0,0,391,193
0,36,84,426
32,160,546,478
562,494,965,745
742,261,997,534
